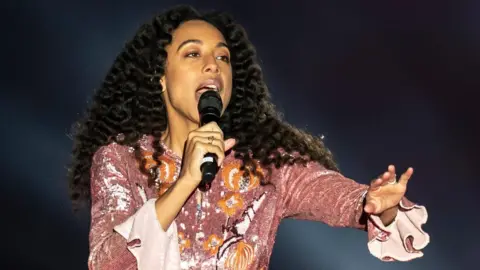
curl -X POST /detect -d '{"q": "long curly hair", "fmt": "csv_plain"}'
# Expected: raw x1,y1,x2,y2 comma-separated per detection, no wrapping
68,5,338,210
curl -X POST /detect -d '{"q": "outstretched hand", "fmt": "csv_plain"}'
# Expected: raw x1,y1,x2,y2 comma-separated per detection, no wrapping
364,165,414,224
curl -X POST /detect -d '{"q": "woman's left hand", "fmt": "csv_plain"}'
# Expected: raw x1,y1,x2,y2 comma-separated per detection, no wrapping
364,165,414,225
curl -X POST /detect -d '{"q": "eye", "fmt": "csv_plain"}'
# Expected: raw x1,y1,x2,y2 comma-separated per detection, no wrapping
185,52,200,58
217,55,230,63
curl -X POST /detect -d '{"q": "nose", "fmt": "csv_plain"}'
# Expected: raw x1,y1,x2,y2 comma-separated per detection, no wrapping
203,56,220,74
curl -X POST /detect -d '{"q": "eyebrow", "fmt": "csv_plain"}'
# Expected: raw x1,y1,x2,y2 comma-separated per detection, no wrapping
176,39,229,52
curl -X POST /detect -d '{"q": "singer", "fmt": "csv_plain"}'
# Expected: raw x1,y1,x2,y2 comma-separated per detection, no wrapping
68,5,430,270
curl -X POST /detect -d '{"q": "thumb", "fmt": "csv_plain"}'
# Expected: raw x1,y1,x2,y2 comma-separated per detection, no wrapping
364,202,377,214
224,138,236,151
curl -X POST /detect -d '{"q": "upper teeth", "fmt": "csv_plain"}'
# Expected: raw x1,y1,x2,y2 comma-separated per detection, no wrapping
205,85,218,91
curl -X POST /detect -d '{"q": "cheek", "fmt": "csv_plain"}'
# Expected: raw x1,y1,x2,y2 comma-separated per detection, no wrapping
223,69,233,104
166,67,195,98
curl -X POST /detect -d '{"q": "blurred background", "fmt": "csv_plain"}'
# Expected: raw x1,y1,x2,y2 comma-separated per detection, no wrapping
1,0,478,269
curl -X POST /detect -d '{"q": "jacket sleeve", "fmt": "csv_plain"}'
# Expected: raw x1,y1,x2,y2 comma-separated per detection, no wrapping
88,143,180,270
279,161,429,261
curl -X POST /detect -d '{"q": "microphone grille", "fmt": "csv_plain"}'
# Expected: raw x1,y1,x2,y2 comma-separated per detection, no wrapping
198,90,223,112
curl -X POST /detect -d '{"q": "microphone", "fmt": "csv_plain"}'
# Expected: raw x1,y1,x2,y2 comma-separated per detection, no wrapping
197,90,223,192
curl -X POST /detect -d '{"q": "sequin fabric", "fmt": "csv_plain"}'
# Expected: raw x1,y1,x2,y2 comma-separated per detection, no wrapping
88,135,429,269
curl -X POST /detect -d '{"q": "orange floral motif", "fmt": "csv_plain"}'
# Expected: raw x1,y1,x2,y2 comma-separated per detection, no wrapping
143,153,157,171
142,151,177,196
221,162,262,193
158,158,177,183
203,234,224,256
225,241,255,270
217,192,245,217
178,232,191,253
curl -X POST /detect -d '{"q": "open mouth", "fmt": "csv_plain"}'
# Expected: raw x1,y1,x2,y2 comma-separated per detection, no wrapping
196,78,223,96
196,84,220,95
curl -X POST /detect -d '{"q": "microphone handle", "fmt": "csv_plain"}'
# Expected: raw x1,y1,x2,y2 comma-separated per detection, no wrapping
198,153,218,192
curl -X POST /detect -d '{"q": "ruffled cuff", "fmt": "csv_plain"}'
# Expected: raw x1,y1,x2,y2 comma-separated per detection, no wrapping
114,198,181,270
367,197,430,262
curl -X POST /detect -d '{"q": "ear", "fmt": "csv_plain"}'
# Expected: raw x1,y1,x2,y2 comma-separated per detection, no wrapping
159,75,166,91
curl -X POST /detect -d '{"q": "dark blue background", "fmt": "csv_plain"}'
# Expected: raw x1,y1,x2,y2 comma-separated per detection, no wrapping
2,0,478,269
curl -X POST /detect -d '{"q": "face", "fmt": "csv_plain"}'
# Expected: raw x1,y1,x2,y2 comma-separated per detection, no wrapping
161,20,232,125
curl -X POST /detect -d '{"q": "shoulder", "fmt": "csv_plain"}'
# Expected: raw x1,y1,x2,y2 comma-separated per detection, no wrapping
91,134,152,164
92,141,134,165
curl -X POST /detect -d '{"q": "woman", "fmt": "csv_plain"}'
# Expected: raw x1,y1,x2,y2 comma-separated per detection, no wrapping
68,5,429,270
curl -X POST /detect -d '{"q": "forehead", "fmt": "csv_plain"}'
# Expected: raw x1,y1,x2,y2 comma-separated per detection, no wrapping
171,20,226,44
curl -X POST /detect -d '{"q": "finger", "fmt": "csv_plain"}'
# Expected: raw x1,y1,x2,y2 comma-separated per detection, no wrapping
192,136,225,152
190,129,223,139
381,170,397,186
364,201,379,214
194,137,236,153
188,131,224,146
386,165,397,185
198,122,224,136
381,171,391,182
398,167,414,186
369,177,383,190
388,165,395,175
370,171,390,189
364,202,374,214
224,138,236,151
195,141,226,166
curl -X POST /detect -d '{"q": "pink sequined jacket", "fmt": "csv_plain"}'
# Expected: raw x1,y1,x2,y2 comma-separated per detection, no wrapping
88,135,429,270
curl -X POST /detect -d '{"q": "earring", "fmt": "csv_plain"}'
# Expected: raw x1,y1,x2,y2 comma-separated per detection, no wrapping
160,88,165,94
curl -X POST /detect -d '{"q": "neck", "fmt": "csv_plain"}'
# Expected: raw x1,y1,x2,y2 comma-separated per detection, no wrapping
161,112,199,158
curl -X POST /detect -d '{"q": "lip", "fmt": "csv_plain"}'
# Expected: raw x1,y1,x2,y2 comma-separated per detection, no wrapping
196,78,223,94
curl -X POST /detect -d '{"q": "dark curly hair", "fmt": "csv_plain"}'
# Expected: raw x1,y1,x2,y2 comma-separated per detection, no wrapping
68,5,338,210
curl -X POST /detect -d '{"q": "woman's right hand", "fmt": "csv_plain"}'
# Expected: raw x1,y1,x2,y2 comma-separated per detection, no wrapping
178,122,236,187
155,122,236,231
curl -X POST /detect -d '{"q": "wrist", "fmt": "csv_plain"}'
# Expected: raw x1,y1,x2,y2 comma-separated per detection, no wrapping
155,177,197,205
379,206,398,226
175,176,200,193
